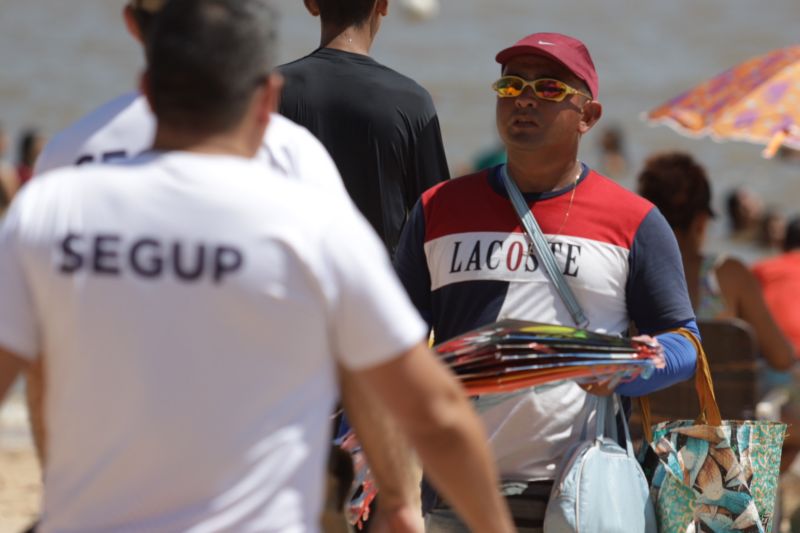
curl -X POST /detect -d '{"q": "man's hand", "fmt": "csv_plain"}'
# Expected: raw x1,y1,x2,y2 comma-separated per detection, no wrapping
633,334,665,369
579,335,665,396
579,378,615,397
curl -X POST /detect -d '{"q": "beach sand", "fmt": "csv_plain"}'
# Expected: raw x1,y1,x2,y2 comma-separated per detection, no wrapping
0,448,40,533
0,393,41,533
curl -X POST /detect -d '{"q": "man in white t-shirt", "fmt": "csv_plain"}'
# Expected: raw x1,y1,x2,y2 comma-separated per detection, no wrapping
35,91,346,194
26,1,425,530
27,0,347,462
0,1,513,532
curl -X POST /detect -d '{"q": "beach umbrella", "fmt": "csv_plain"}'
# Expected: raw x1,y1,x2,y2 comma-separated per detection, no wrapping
644,45,800,158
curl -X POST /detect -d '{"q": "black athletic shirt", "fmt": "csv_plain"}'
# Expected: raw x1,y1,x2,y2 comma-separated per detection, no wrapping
279,48,450,254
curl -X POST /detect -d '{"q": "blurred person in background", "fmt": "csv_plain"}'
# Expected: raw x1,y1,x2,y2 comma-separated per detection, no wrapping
0,122,18,209
752,217,800,476
726,185,764,246
753,216,800,376
15,129,44,188
595,123,628,180
470,140,507,172
637,151,795,373
757,207,787,255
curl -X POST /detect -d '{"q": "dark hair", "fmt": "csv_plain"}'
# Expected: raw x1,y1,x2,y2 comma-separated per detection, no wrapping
18,129,42,167
599,125,625,154
315,0,376,27
145,0,278,134
758,208,786,249
637,152,715,233
784,216,800,251
726,187,749,232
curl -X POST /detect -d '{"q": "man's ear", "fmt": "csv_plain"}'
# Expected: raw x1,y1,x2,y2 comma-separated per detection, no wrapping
257,72,284,123
139,70,155,112
123,5,144,43
303,0,320,17
578,100,603,134
377,0,388,16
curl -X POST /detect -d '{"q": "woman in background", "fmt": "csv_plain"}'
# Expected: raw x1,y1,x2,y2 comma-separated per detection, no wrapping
637,151,795,372
15,129,44,188
0,123,18,211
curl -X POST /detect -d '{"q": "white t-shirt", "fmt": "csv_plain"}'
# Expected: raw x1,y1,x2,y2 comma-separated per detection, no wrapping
34,91,348,197
0,152,426,533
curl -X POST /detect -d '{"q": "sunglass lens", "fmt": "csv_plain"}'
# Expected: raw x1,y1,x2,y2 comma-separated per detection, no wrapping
495,77,523,97
533,79,567,101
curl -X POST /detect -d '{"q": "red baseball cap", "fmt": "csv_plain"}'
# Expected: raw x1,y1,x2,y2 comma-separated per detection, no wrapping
496,32,599,98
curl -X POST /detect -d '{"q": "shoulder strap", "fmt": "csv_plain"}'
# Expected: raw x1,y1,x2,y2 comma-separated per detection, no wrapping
500,166,589,328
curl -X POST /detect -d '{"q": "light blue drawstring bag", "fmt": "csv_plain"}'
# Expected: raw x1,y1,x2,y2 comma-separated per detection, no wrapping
544,394,657,533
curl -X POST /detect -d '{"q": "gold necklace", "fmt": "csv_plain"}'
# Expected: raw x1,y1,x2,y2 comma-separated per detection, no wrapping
549,162,581,240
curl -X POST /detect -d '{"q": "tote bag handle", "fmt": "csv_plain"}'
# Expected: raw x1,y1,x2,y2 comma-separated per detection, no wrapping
639,328,722,443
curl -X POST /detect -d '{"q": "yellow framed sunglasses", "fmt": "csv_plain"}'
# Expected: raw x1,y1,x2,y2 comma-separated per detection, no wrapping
492,75,592,102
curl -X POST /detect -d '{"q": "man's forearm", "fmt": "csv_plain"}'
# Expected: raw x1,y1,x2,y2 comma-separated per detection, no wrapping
25,358,46,465
616,320,699,396
0,348,28,407
356,342,513,533
404,384,512,532
338,364,422,509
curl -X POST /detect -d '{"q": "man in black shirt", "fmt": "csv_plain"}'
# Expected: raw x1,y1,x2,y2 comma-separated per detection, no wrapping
279,0,450,254
279,2,451,531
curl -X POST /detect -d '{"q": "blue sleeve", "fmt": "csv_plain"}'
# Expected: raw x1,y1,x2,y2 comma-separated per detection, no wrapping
617,208,698,396
393,199,433,328
616,319,699,396
625,208,695,333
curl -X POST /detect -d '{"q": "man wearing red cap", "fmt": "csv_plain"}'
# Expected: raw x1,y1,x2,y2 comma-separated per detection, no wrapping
394,32,700,531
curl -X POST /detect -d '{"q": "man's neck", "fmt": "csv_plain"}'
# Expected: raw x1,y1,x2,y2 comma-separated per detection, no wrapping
319,24,374,55
152,126,258,158
505,153,582,194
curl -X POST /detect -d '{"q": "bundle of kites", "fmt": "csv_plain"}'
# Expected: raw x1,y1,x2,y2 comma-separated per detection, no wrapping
342,319,662,528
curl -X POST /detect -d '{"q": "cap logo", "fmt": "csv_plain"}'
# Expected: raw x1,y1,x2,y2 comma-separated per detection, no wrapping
537,40,556,46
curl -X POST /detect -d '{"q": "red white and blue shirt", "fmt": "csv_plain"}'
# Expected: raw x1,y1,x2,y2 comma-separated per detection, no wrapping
395,164,698,480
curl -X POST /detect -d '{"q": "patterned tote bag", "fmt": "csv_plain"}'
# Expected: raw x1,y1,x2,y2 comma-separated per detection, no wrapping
639,329,786,533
